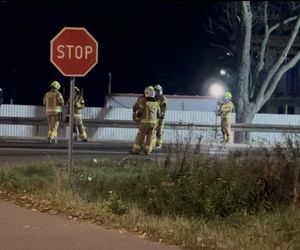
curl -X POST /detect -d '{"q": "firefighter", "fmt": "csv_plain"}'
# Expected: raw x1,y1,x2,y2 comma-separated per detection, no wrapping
132,92,147,123
217,91,234,143
43,81,64,144
66,86,88,142
131,86,161,155
154,84,167,148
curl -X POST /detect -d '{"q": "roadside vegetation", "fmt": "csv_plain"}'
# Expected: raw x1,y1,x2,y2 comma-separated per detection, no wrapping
1,136,300,249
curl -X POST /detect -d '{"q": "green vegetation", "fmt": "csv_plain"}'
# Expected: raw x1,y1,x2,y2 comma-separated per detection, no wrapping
1,137,300,249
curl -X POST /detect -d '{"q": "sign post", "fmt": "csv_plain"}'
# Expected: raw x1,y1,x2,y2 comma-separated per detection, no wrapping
68,77,75,174
50,27,98,173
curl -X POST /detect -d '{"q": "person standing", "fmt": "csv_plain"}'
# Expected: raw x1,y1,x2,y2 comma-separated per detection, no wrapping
66,86,88,142
132,93,147,123
43,81,64,144
154,84,167,148
131,86,160,155
217,91,234,143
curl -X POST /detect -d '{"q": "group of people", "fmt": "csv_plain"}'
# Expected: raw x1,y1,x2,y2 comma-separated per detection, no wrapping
131,84,167,155
43,80,88,144
130,86,234,154
42,80,234,149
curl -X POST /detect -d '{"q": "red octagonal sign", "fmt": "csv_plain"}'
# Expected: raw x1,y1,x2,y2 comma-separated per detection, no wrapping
50,27,98,77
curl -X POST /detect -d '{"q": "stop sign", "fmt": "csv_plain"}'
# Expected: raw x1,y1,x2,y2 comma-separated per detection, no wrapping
50,27,98,77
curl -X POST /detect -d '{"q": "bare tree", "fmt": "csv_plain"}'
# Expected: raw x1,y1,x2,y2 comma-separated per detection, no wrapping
205,1,300,142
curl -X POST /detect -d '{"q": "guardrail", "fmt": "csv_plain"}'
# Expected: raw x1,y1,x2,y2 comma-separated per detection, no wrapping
1,116,300,133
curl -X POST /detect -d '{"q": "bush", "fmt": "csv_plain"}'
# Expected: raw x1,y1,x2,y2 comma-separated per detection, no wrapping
0,164,55,192
70,145,273,218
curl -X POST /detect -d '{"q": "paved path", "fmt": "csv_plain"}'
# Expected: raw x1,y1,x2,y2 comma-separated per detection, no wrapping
0,200,180,250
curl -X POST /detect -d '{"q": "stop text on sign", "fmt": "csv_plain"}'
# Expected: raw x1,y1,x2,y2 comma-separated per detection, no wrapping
57,45,93,60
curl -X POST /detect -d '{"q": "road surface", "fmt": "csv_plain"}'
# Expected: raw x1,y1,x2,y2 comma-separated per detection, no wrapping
0,137,274,164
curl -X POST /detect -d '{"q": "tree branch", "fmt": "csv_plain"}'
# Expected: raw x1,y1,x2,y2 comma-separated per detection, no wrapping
269,15,298,33
209,43,234,56
257,1,269,73
264,50,300,102
203,17,216,35
226,2,233,28
257,15,300,104
291,2,300,12
256,15,298,75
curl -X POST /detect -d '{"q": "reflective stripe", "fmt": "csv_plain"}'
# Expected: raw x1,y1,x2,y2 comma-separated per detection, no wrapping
141,119,157,124
46,107,61,113
157,139,163,144
133,144,141,149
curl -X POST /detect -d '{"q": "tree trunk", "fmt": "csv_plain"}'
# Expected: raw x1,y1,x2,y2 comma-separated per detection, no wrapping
234,1,253,143
234,102,256,143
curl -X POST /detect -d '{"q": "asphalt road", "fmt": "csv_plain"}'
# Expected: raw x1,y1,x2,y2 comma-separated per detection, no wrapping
0,137,275,165
0,137,166,164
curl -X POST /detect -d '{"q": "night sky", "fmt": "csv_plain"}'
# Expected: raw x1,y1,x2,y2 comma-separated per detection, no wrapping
1,1,232,107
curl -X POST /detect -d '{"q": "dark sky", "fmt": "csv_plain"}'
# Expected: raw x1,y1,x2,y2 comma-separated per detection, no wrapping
1,1,231,107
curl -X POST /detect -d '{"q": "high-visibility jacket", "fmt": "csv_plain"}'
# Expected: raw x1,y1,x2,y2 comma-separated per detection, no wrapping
139,97,161,127
66,94,85,118
218,100,234,118
155,95,167,119
133,95,147,120
43,89,64,113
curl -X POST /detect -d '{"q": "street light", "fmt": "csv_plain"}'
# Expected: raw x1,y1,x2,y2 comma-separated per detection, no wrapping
209,82,225,99
220,69,231,78
220,69,226,76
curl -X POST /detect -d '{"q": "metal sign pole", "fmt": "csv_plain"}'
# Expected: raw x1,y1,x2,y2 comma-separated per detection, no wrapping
214,100,218,142
68,77,75,174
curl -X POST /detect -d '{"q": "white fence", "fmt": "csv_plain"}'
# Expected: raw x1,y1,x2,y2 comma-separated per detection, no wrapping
1,104,300,143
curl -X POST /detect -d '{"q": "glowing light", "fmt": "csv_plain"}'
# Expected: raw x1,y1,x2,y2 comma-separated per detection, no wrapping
209,83,225,98
220,69,226,75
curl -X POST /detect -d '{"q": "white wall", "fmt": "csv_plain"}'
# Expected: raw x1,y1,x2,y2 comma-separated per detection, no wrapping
1,104,299,144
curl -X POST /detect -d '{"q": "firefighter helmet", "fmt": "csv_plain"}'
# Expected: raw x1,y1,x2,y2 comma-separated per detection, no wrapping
144,86,155,98
74,86,80,93
224,91,232,100
50,81,61,90
154,84,163,95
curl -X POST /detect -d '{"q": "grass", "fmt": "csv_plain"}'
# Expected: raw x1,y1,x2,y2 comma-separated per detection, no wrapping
1,137,300,249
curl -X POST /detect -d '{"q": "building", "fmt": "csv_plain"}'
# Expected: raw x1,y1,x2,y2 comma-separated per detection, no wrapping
260,60,300,114
253,35,300,114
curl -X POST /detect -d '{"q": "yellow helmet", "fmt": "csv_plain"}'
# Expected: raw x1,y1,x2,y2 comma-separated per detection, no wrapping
50,81,61,90
154,84,163,95
74,86,80,93
224,91,232,100
144,86,155,98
